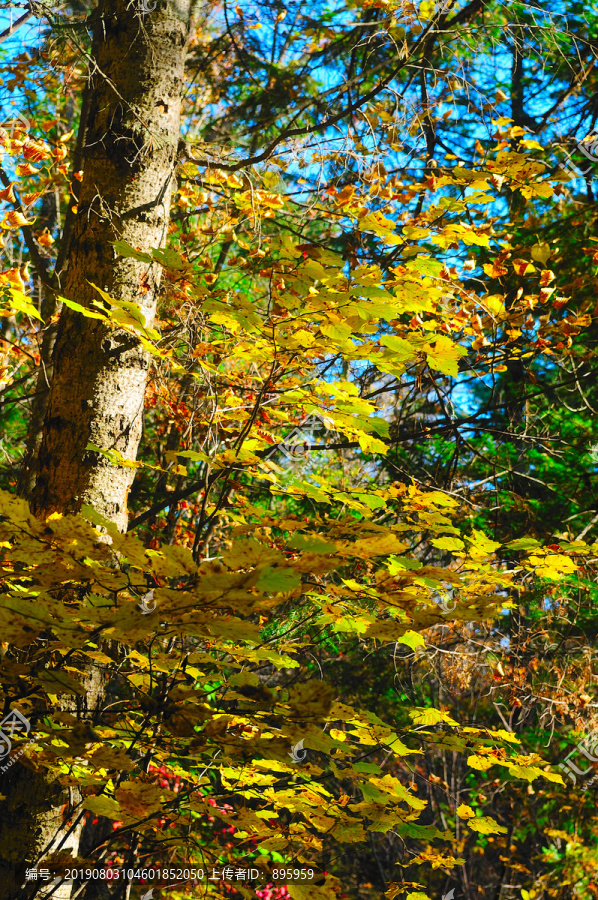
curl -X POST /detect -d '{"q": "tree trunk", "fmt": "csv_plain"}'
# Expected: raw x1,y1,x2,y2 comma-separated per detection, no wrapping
17,79,92,500
0,0,193,895
32,0,193,530
0,667,105,900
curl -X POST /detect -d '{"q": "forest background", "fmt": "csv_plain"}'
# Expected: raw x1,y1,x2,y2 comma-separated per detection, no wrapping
0,0,598,899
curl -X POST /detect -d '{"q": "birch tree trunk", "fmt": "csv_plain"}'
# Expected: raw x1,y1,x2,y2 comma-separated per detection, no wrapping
0,1,193,895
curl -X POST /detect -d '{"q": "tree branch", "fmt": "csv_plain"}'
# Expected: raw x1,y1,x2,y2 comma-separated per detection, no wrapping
0,8,32,44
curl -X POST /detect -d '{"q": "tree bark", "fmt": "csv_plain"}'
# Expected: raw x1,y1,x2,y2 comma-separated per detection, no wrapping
32,0,193,531
17,77,92,500
0,1,193,895
0,667,104,900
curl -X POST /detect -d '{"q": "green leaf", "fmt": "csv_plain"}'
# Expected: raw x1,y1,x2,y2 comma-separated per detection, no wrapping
60,294,107,320
288,883,337,900
505,537,540,550
83,796,123,819
255,566,301,592
287,534,337,553
396,630,426,650
387,556,423,572
111,239,153,263
380,334,418,360
395,822,445,839
36,669,86,696
110,298,147,328
151,247,186,269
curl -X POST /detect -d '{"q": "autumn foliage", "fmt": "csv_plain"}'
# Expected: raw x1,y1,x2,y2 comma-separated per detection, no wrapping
2,1,598,898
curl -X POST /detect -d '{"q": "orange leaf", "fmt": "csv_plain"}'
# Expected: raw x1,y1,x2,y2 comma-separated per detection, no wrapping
0,184,16,203
483,261,508,278
23,140,51,162
1,210,33,229
38,231,55,247
512,259,535,276
53,145,68,162
0,267,27,290
21,191,43,206
15,163,39,177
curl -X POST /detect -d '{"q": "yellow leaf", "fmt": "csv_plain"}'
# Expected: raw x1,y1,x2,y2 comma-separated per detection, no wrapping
481,294,508,319
292,328,316,348
424,335,467,377
541,770,565,785
467,816,508,835
381,335,419,361
60,295,107,321
519,139,543,150
419,0,435,19
38,230,54,247
520,182,553,199
409,708,459,726
0,183,16,202
467,753,496,771
457,803,475,819
527,552,577,580
467,528,501,557
320,321,353,343
531,243,551,265
260,191,284,209
4,288,43,320
360,211,400,239
262,171,280,189
357,433,388,454
430,536,465,552
397,630,425,651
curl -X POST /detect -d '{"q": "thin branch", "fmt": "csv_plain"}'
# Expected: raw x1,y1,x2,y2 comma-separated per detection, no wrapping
189,10,453,172
0,7,32,44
